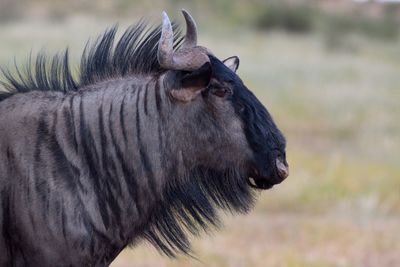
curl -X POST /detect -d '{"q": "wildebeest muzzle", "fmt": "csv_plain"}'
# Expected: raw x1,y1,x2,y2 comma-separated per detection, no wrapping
248,157,289,190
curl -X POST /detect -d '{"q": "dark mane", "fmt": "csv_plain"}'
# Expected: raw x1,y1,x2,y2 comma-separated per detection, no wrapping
0,21,182,99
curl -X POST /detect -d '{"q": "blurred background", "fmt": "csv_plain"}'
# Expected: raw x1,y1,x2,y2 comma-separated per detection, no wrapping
0,0,399,266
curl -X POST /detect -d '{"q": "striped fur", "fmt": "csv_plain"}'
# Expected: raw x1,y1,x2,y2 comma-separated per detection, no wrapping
0,19,287,267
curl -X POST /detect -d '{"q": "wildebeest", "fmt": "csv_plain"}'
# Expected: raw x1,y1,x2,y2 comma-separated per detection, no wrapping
0,10,289,266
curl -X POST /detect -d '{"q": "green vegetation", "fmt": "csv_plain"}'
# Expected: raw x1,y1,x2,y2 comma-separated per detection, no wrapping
252,0,400,48
254,2,315,33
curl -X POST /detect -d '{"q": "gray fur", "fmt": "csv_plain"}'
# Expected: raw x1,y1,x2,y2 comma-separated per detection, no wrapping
0,12,287,267
0,73,251,265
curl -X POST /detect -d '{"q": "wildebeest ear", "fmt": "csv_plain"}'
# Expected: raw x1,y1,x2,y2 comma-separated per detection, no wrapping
223,56,240,72
170,62,212,102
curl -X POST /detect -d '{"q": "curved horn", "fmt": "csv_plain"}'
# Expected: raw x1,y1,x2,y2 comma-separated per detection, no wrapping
181,9,197,49
158,11,210,71
157,11,174,69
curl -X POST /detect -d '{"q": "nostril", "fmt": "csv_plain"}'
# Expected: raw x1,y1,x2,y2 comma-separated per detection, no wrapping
275,158,289,179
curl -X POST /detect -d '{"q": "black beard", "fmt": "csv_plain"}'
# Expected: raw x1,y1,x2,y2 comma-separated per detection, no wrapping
142,166,256,257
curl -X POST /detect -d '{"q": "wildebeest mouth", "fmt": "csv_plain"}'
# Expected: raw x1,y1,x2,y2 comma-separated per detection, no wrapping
247,158,289,190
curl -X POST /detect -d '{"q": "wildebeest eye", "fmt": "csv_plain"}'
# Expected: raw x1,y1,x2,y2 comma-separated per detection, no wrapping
210,87,232,98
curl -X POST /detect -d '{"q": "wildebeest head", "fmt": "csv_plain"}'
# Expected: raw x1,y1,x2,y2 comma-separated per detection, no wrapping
158,10,289,191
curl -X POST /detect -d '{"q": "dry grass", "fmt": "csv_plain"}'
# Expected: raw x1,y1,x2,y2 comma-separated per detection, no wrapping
0,14,399,267
112,213,400,267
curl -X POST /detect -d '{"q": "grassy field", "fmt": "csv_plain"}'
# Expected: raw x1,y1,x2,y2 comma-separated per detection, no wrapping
1,13,399,267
